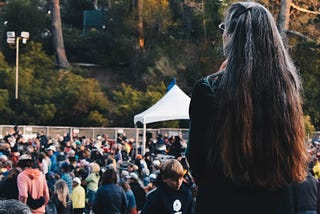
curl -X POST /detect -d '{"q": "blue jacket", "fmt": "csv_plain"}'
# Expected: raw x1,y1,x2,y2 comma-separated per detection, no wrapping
92,183,127,214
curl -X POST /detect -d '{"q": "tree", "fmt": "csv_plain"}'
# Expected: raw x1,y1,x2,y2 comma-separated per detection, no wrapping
110,83,145,126
50,71,110,126
1,0,48,64
137,0,144,51
110,82,169,127
61,0,94,29
0,41,110,126
51,0,71,68
0,53,14,123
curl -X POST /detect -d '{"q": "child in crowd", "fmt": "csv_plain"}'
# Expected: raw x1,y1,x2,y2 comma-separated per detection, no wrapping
141,159,194,214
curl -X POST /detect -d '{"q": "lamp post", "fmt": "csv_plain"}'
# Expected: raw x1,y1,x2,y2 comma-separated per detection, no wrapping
6,31,29,124
6,31,29,100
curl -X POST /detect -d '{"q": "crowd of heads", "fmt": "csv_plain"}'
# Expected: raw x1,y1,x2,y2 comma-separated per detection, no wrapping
0,126,194,211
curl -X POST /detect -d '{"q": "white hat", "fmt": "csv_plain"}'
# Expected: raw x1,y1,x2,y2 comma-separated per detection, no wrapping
68,149,75,155
149,173,158,182
152,160,161,167
73,177,81,185
46,145,56,152
142,168,150,176
126,172,139,181
121,170,129,177
19,154,32,161
0,155,8,162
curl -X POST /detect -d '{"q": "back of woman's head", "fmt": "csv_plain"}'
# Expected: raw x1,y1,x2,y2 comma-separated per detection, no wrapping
54,179,69,207
101,168,117,185
212,1,307,189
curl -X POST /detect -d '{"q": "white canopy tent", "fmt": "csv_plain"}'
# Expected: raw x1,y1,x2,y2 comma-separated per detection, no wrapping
134,84,191,155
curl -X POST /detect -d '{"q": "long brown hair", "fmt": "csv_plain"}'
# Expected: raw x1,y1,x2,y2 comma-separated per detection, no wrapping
211,2,307,189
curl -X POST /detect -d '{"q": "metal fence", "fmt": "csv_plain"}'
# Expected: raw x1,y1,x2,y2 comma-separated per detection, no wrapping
0,125,189,142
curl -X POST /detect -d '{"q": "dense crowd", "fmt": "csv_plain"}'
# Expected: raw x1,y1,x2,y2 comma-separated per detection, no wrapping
0,126,195,214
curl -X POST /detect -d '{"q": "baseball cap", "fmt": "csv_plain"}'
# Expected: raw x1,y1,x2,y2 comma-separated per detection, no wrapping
126,172,139,181
73,177,81,185
149,173,158,182
46,145,56,152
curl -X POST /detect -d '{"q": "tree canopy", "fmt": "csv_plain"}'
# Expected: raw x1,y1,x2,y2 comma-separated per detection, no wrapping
0,0,318,129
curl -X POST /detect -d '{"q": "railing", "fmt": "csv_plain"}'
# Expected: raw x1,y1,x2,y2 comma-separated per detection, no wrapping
0,125,189,142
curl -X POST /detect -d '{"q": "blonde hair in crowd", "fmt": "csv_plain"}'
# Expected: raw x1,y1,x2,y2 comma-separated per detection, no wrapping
91,162,101,173
54,179,69,207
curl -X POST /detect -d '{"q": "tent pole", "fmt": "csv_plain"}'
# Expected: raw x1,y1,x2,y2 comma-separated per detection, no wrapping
143,122,146,156
135,124,139,157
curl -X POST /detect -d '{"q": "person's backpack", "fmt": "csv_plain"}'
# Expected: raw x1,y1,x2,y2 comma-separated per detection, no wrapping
26,193,45,209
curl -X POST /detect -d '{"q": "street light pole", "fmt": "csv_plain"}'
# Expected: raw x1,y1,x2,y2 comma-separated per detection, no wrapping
6,31,29,124
15,36,20,100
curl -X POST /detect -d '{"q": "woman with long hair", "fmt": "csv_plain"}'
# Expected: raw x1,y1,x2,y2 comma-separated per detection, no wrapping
186,2,308,213
51,179,72,214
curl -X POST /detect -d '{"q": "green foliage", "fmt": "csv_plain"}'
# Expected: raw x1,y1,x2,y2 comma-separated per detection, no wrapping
50,71,110,126
109,81,183,128
110,83,144,126
0,41,110,126
295,43,320,128
110,82,168,126
33,104,56,124
87,110,108,127
1,0,49,63
0,89,14,123
304,115,316,139
63,28,135,68
0,0,318,129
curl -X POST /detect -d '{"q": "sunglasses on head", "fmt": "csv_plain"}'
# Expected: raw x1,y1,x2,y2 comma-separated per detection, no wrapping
218,23,225,32
218,7,253,33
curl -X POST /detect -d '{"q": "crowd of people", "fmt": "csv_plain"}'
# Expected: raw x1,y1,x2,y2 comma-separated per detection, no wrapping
1,1,320,214
0,126,195,214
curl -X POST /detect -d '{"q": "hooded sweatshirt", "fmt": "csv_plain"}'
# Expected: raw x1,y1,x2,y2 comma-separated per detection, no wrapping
17,168,50,214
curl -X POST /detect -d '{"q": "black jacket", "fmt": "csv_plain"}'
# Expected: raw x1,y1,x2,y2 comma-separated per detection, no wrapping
141,181,194,214
186,73,296,214
0,177,19,200
129,181,146,211
51,193,73,214
293,173,318,212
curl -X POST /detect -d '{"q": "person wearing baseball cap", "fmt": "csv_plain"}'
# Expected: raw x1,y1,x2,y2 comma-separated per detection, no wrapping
71,177,85,214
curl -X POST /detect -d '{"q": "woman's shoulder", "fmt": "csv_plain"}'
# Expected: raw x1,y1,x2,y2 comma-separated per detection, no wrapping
191,71,224,102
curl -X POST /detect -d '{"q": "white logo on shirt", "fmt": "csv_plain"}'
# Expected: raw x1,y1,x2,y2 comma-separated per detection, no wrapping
173,199,182,213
